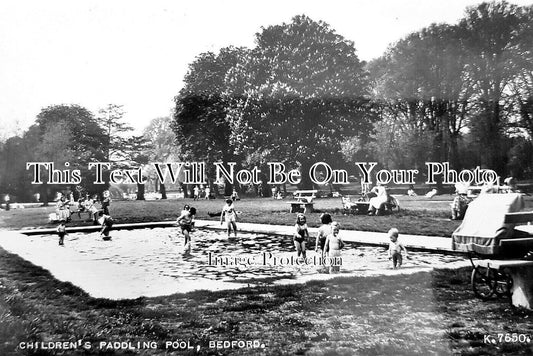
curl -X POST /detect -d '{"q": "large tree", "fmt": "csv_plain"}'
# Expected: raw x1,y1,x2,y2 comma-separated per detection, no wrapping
143,116,178,199
96,104,151,199
0,133,37,202
508,5,533,139
459,1,530,173
368,23,473,171
96,104,134,163
173,47,247,165
223,15,374,187
33,104,107,203
172,47,249,195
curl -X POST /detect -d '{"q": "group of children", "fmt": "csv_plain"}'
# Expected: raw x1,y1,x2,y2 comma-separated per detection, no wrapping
56,190,114,246
176,199,238,254
57,190,410,270
175,199,409,271
293,213,408,271
192,186,212,201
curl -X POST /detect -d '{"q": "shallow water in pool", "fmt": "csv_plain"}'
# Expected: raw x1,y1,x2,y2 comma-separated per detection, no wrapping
33,227,466,284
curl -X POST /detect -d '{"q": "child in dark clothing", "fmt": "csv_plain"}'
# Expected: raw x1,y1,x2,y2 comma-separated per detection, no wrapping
98,211,114,240
57,220,67,246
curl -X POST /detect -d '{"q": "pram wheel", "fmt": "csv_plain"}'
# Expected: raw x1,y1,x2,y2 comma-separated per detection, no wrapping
471,266,496,299
471,265,513,300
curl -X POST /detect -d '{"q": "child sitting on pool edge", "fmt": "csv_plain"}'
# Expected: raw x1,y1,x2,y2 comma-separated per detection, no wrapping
387,228,408,269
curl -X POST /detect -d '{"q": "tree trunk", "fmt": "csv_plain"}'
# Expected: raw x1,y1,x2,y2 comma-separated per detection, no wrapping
224,182,233,196
449,133,461,169
181,183,189,198
261,175,271,197
160,183,167,199
298,160,314,189
136,183,145,200
41,181,49,207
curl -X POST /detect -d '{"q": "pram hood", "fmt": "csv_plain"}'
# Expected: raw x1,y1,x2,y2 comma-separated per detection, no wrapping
451,193,525,256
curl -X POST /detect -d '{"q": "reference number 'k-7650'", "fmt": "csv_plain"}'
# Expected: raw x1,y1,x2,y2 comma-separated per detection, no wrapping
484,333,532,344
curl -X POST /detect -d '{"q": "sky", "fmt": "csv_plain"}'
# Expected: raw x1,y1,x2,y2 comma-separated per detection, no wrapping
1,0,532,138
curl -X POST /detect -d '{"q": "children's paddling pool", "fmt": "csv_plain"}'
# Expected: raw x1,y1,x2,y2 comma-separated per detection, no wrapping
27,227,464,282
0,227,469,298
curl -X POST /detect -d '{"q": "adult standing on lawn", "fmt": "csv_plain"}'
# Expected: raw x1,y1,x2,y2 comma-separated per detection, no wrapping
315,213,333,259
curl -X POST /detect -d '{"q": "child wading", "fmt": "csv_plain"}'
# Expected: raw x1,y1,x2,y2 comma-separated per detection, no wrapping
325,221,344,273
315,213,333,260
177,205,196,253
220,199,237,237
388,228,409,269
293,213,309,260
98,211,114,240
57,219,67,246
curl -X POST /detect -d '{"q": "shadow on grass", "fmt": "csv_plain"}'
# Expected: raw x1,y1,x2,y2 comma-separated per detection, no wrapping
2,246,533,355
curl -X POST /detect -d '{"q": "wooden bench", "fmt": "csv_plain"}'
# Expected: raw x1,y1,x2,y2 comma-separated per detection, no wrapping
476,259,533,309
287,190,318,213
292,190,318,203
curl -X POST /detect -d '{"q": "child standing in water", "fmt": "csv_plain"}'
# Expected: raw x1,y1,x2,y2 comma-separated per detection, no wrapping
294,213,309,260
220,199,237,238
57,219,67,246
324,222,344,273
315,213,333,259
388,228,408,269
177,205,195,252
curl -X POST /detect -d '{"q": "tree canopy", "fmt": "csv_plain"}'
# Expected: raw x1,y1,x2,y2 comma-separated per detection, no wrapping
173,15,374,188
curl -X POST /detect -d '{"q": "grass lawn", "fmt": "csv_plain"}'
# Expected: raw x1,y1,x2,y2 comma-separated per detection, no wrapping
1,247,533,355
2,195,533,355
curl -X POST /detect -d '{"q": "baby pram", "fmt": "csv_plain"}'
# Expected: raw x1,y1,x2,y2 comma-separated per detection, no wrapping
451,193,533,300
